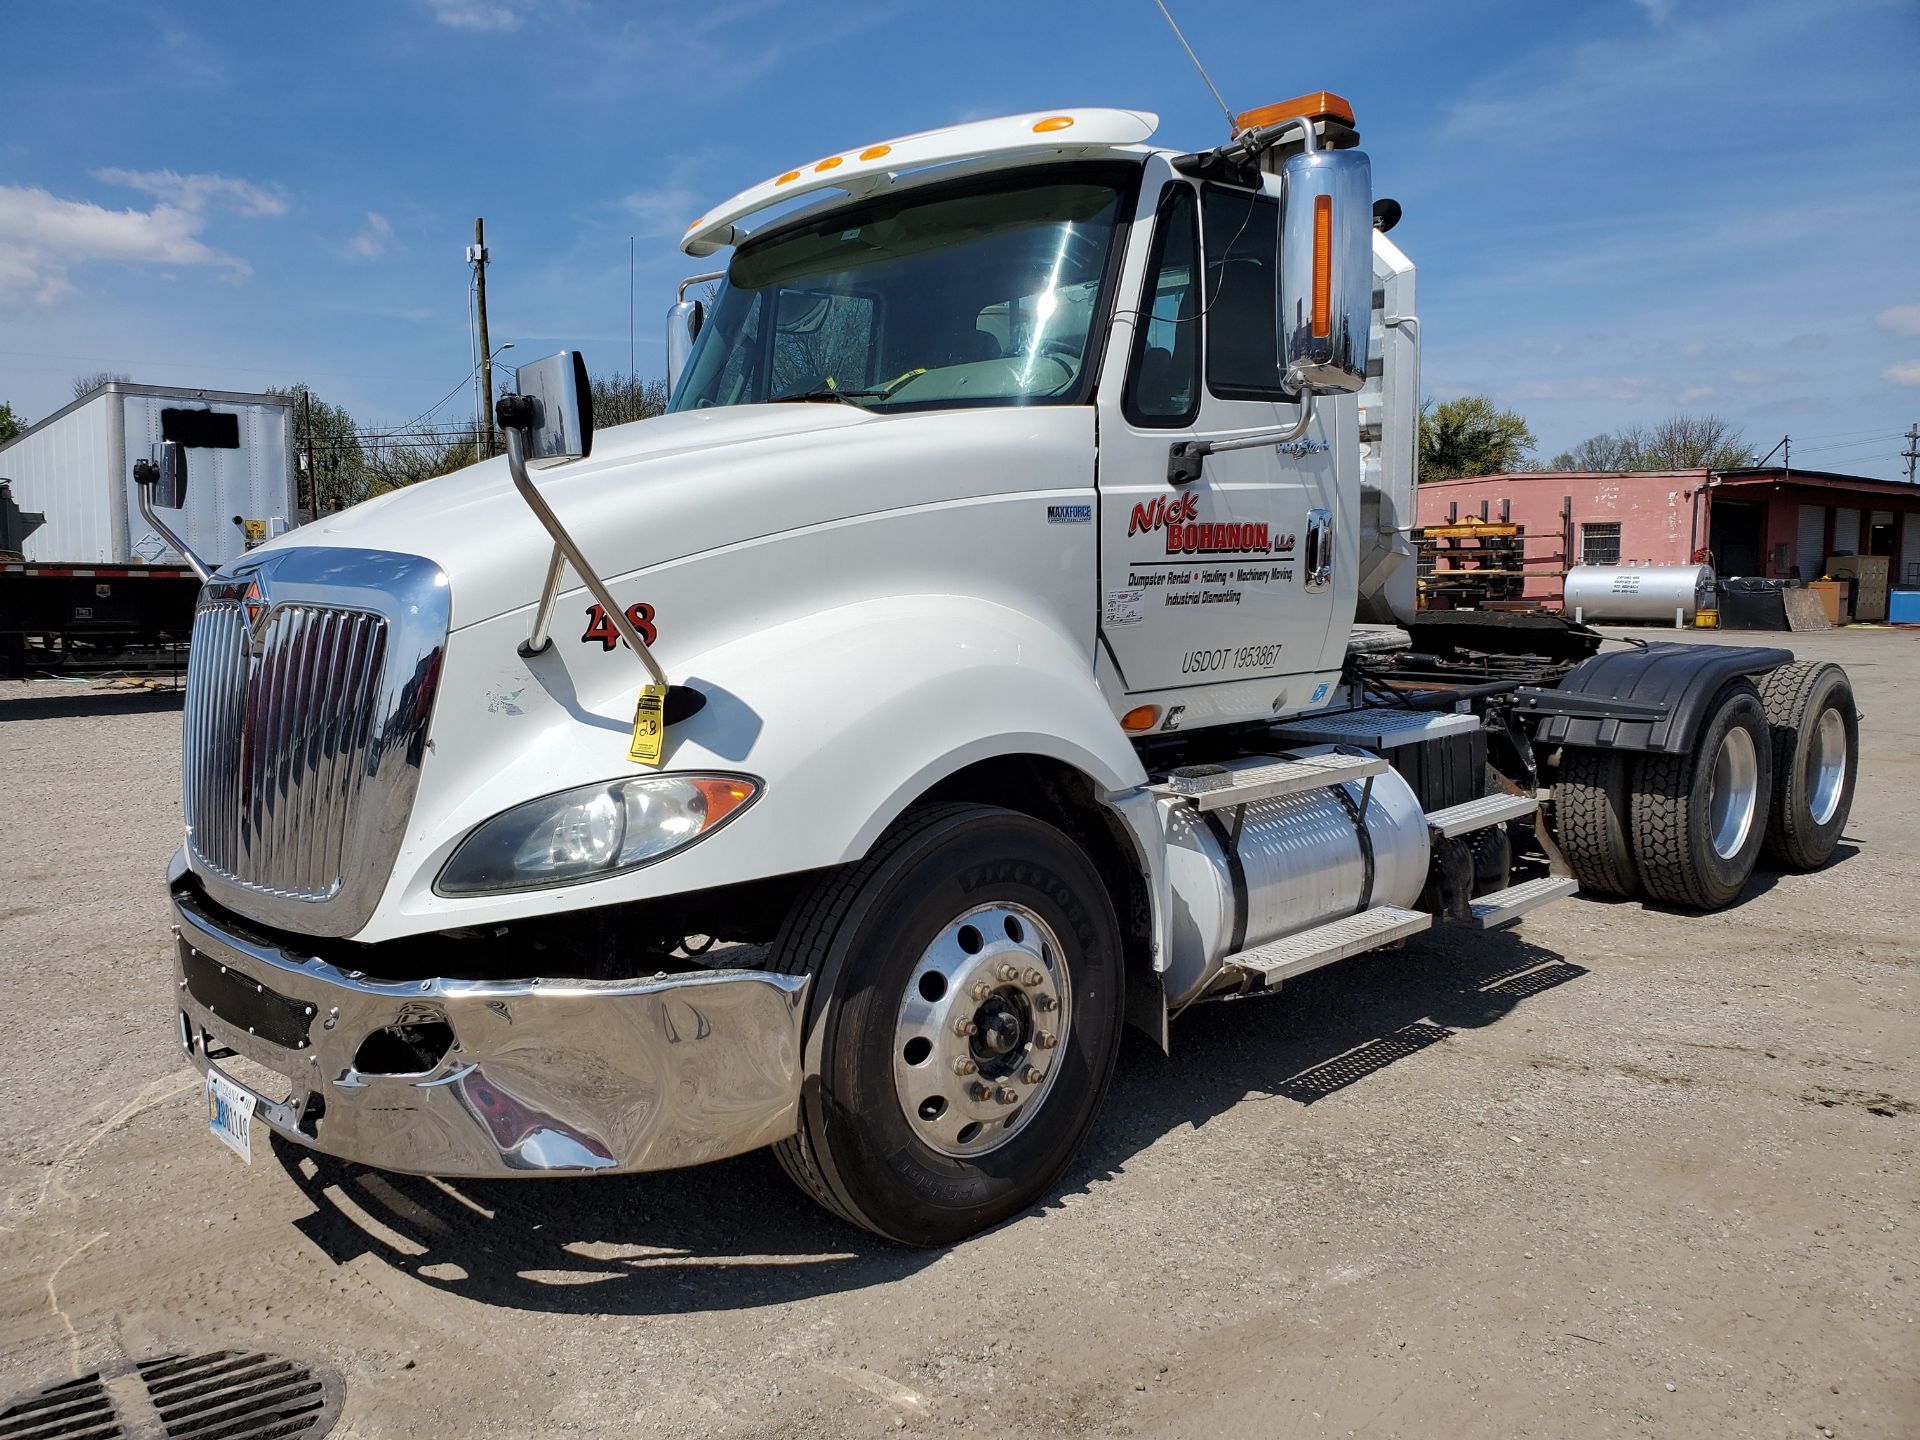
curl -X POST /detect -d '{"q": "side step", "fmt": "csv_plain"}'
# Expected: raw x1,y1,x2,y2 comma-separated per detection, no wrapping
1152,751,1387,813
1226,905,1432,988
1426,792,1539,838
1467,875,1579,929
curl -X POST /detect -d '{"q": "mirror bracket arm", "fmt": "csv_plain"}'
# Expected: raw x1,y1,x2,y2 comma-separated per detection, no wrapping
1165,381,1317,487
131,459,212,581
678,271,724,302
501,425,668,689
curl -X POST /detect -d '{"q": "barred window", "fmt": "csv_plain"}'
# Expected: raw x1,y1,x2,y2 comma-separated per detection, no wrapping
1582,522,1622,566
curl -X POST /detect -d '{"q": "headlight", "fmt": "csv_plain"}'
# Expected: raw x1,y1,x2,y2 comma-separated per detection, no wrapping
436,774,759,895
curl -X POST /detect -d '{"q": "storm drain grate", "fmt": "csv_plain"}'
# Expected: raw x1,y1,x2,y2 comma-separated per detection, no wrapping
2,1352,341,1440
0,1374,121,1440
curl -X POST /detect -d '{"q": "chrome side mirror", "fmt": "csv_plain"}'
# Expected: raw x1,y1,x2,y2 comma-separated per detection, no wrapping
130,439,210,580
1277,147,1372,394
666,297,704,395
500,351,593,467
132,439,190,508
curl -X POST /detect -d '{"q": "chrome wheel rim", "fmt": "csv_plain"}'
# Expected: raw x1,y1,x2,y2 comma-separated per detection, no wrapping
1708,725,1760,859
891,902,1070,1159
1807,707,1848,826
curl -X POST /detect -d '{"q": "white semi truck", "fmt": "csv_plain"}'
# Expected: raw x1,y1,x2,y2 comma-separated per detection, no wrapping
154,96,1858,1244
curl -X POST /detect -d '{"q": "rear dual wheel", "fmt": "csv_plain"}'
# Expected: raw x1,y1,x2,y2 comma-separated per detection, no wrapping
1757,661,1857,871
1630,680,1772,910
770,803,1124,1245
1554,680,1772,910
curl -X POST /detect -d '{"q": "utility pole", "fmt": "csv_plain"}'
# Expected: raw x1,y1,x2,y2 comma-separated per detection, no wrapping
302,390,316,517
471,218,494,457
1904,422,1918,484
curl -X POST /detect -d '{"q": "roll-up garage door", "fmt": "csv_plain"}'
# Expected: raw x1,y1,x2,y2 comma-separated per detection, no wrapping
1797,504,1827,580
1832,507,1861,557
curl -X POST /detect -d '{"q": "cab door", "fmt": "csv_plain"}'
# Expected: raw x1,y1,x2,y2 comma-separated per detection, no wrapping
1094,164,1348,729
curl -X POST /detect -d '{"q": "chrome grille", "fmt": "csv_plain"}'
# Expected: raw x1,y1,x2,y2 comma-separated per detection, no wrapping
185,602,388,903
181,547,449,937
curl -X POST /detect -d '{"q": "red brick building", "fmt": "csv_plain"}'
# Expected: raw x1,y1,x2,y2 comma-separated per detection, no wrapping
1417,466,1920,604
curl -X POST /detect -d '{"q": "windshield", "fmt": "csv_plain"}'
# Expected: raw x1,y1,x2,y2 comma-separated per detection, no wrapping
669,164,1135,414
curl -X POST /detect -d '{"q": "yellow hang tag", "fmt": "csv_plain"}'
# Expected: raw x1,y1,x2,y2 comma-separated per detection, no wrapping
627,684,667,766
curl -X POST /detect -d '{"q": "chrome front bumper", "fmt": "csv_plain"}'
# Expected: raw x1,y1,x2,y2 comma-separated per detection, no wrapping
170,887,809,1178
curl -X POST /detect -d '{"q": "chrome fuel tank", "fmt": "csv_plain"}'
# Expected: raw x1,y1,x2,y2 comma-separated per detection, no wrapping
1161,756,1430,1006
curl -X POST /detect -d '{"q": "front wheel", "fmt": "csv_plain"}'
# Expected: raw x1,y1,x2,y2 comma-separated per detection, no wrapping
770,803,1125,1245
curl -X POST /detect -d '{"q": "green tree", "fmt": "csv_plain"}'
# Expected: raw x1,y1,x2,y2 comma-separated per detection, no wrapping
0,401,24,444
272,384,370,513
1418,395,1537,481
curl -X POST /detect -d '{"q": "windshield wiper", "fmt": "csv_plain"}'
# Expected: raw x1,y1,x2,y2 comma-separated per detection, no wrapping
770,387,890,406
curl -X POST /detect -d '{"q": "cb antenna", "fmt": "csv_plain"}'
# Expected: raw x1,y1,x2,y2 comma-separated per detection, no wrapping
1152,0,1238,134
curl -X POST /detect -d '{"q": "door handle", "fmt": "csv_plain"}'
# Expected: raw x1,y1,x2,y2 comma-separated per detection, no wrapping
1305,507,1333,591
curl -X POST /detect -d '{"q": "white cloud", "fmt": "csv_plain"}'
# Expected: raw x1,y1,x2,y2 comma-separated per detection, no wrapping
90,168,286,217
348,211,396,258
1876,304,1920,338
1883,361,1920,387
0,169,282,306
424,0,529,30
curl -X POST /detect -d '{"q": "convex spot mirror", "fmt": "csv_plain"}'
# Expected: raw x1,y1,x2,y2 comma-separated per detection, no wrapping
500,351,594,467
132,439,189,508
1276,147,1372,394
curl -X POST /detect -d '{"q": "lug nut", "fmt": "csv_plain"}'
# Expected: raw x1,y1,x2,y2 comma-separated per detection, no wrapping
1034,993,1058,1012
953,1057,977,1076
1023,968,1044,987
995,1085,1019,1105
1036,1030,1058,1049
1023,1066,1045,1085
997,963,1020,983
970,981,993,1003
952,1017,977,1037
969,1081,993,1103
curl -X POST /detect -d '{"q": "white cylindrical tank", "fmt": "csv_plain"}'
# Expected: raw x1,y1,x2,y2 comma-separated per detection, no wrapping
1563,564,1715,624
1162,756,1431,1006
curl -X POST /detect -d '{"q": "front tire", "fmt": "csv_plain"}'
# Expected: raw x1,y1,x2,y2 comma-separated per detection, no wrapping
1630,680,1772,910
770,803,1125,1245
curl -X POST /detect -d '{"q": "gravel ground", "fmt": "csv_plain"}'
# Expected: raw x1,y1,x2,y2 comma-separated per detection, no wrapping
0,627,1913,1438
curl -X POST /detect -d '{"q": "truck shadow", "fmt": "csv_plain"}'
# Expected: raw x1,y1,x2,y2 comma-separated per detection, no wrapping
0,687,184,721
279,926,1583,1316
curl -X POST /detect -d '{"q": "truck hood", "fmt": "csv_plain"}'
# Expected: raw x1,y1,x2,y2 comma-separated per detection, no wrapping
259,404,890,627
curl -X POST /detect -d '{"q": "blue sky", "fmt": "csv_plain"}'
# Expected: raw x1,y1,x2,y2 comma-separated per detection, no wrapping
4,0,1917,477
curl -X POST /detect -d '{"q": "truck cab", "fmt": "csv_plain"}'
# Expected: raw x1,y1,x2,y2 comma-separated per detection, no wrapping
157,97,1855,1245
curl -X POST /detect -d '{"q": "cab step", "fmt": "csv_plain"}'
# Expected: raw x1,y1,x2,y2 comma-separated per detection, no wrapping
1153,751,1387,813
1466,875,1579,929
1426,792,1539,838
1226,904,1432,988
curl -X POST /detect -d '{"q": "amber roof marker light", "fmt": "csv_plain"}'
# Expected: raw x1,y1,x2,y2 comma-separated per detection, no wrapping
1234,91,1355,136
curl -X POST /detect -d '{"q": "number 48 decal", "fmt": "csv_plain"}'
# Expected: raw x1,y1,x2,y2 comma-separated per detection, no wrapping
581,602,659,651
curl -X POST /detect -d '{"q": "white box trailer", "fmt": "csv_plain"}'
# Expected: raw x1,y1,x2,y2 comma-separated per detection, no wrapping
0,383,298,672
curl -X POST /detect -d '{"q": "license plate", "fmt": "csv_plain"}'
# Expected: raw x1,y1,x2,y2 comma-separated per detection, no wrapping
206,1069,259,1164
